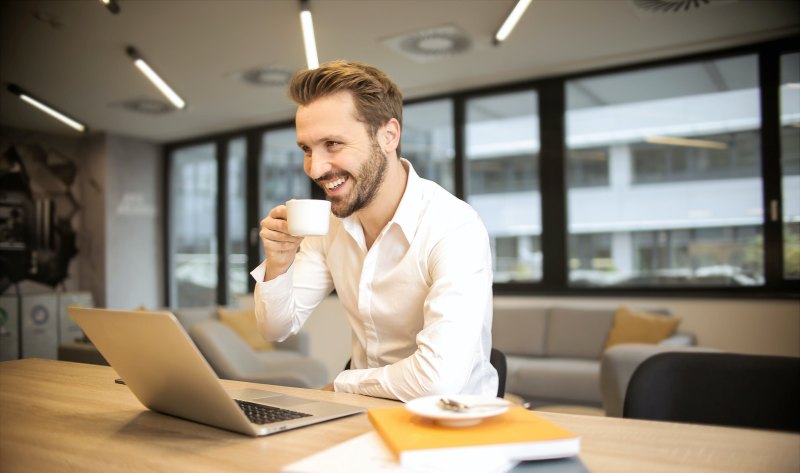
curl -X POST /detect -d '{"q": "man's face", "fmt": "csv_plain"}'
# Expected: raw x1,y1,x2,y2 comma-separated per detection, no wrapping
296,91,388,218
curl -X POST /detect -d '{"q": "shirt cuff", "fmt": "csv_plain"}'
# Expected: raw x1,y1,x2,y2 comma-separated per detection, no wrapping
249,260,267,282
333,367,400,400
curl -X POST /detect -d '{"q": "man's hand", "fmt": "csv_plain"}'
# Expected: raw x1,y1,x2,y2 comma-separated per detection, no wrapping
260,205,304,281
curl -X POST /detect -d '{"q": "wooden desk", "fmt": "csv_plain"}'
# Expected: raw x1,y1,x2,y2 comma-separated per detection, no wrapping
1,359,798,473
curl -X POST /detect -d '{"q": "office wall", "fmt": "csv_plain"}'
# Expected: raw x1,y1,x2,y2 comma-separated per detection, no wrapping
78,133,164,309
79,134,107,305
103,134,163,310
0,128,163,309
305,295,800,382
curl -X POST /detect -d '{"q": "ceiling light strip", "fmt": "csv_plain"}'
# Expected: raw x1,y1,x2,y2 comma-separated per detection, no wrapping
495,0,532,44
99,0,120,14
7,84,87,132
646,136,728,150
126,47,186,109
300,0,319,69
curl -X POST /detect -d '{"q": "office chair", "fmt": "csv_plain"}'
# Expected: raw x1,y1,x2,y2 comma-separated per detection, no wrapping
490,347,507,398
344,348,508,398
623,352,800,433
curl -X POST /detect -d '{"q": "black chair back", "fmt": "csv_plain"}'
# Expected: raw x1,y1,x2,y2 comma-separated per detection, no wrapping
490,347,507,398
623,352,800,432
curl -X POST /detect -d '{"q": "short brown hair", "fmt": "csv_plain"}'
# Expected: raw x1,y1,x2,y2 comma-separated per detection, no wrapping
288,60,403,138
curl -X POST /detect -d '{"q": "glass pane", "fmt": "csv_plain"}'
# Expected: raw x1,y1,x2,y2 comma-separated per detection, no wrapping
260,128,310,260
780,52,800,279
226,138,248,304
170,143,217,307
566,54,764,287
402,99,455,193
465,90,541,282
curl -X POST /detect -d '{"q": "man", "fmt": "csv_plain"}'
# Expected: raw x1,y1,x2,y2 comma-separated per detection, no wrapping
251,60,497,401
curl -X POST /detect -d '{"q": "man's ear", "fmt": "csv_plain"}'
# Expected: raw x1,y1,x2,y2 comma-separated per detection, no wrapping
381,118,401,155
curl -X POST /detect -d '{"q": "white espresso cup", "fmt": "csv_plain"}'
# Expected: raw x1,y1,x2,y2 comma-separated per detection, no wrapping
286,199,331,236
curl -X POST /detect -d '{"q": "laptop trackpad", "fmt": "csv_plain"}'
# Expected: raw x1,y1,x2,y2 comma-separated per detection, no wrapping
255,395,314,408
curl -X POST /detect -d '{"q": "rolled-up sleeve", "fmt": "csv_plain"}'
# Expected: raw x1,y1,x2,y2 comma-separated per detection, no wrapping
250,237,334,343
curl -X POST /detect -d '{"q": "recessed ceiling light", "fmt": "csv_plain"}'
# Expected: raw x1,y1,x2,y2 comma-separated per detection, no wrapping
237,66,294,87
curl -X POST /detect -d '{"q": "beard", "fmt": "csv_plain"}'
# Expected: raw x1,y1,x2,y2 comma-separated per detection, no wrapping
319,138,389,219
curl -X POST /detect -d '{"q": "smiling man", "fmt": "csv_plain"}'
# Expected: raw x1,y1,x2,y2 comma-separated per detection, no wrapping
251,60,497,401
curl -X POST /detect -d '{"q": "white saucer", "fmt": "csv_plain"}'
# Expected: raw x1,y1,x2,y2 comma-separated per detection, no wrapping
405,395,510,427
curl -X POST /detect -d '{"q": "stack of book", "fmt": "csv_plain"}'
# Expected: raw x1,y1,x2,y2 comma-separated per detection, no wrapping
283,404,582,473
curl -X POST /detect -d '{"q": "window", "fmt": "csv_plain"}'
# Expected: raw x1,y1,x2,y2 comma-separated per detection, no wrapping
780,52,800,279
630,131,760,183
566,54,764,287
402,99,455,192
259,128,311,260
466,91,541,282
165,39,797,298
568,147,610,188
169,143,217,307
226,138,248,304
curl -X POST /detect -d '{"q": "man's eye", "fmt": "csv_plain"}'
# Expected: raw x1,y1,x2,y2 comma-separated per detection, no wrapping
327,141,341,148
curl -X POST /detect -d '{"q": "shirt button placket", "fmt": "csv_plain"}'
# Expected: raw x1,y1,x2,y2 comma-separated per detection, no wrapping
358,241,379,368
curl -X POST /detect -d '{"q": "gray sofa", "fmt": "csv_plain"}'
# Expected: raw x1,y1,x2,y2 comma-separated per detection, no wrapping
59,306,329,389
492,305,695,408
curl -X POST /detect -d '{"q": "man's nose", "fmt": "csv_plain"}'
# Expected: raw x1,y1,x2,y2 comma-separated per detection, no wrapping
305,150,331,180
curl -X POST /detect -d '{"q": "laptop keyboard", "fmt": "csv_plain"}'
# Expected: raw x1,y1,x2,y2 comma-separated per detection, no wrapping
235,399,312,425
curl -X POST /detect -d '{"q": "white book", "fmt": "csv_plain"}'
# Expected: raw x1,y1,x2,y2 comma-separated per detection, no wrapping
282,431,517,473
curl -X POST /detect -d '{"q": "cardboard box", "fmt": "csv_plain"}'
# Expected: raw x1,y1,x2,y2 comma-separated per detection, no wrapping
21,293,58,359
0,295,19,361
58,292,94,344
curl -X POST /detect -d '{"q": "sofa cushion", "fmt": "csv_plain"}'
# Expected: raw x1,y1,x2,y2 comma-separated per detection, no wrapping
172,307,217,330
546,307,615,359
506,356,602,404
492,307,548,356
218,307,274,351
604,306,681,349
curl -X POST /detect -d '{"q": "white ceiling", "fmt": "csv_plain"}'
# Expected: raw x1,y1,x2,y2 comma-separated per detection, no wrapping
1,0,797,144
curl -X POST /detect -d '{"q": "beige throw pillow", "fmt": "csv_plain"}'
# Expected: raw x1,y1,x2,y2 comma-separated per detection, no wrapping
217,307,274,351
604,306,681,349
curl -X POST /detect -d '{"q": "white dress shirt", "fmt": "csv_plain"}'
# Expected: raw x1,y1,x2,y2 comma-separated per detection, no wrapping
251,160,497,401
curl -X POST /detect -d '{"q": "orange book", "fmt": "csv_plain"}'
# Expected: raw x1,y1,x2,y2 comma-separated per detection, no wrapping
368,407,580,471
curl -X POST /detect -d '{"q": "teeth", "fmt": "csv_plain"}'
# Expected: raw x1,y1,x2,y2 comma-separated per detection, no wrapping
326,177,346,190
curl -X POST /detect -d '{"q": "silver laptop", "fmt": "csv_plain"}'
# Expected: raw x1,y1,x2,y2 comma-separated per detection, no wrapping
69,307,364,436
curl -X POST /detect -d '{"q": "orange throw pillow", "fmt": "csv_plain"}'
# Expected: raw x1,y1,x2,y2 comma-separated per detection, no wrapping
217,307,274,351
604,306,681,349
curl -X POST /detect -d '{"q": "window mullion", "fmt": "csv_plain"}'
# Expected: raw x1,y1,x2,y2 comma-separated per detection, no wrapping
759,48,784,287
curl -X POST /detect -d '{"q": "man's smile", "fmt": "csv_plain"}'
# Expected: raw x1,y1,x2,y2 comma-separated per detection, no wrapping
325,176,348,191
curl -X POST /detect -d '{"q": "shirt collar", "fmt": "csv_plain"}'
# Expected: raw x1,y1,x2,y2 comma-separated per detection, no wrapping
391,158,423,244
340,158,422,247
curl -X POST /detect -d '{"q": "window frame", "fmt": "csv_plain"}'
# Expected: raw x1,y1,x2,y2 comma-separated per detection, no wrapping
163,37,799,304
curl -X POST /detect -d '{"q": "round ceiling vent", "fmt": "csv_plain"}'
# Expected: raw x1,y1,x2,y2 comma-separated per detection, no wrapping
239,66,294,87
399,30,471,57
383,24,473,63
119,99,173,115
632,0,711,13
